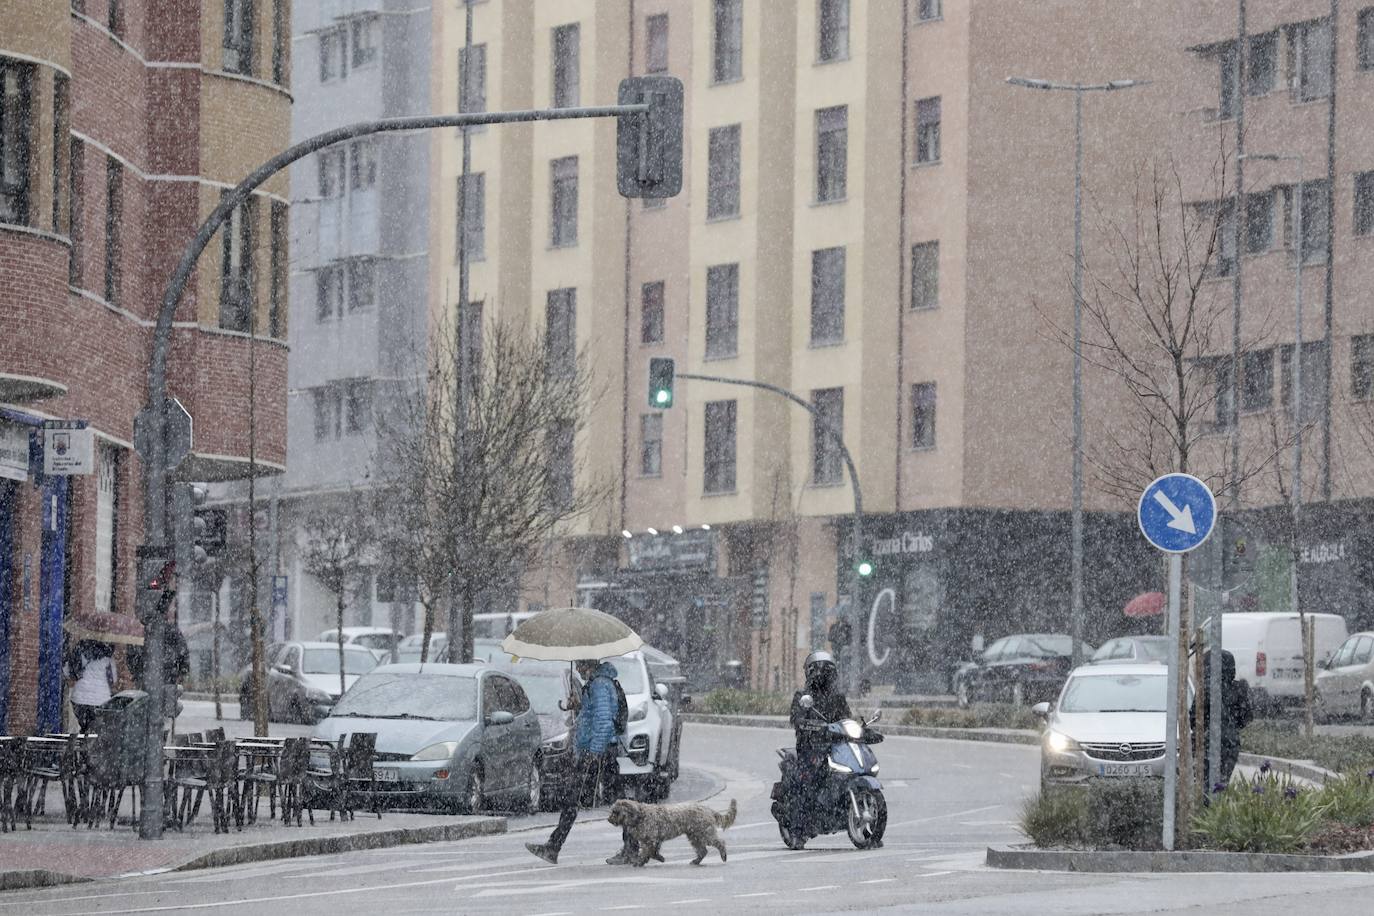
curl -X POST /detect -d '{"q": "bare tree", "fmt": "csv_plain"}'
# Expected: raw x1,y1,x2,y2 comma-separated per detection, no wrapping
300,496,375,698
376,315,607,664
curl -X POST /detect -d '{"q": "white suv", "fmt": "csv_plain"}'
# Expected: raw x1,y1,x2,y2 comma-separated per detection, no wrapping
612,650,678,801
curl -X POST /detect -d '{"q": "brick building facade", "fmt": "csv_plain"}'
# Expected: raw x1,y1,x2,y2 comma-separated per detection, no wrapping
1,0,290,734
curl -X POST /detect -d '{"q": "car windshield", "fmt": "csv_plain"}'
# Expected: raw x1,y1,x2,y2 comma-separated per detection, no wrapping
500,670,568,714
1059,673,1167,713
611,657,647,695
1021,636,1073,658
1137,640,1171,662
331,672,478,721
303,648,378,676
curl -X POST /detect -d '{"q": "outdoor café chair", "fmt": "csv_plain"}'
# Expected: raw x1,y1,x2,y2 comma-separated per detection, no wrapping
0,739,20,832
342,732,381,820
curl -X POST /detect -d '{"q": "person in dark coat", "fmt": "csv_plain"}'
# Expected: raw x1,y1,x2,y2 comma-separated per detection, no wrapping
1200,647,1252,789
127,566,190,729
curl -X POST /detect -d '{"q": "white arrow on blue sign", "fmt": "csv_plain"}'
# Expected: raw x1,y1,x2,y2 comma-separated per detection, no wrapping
1137,473,1217,554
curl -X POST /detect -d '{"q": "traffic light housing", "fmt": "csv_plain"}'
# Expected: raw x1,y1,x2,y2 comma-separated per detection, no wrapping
135,546,175,623
616,76,684,199
648,357,675,409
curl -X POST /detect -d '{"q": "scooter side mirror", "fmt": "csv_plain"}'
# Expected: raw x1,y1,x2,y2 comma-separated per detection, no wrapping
1031,701,1051,721
799,694,815,710
869,709,882,723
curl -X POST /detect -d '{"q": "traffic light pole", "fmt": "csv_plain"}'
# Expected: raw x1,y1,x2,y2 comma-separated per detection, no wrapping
136,100,655,840
676,371,865,694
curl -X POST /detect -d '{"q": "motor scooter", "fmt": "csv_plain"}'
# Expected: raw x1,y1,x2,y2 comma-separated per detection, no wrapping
769,695,886,849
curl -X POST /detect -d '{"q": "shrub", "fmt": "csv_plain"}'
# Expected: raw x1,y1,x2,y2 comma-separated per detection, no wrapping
1020,780,1163,850
698,689,793,716
1191,769,1325,853
900,704,1040,730
1314,771,1374,827
1019,788,1089,848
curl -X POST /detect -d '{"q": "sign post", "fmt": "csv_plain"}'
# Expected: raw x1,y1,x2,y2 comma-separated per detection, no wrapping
1137,472,1217,851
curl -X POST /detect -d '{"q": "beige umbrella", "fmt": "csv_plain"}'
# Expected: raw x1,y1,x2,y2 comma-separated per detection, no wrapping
501,606,642,661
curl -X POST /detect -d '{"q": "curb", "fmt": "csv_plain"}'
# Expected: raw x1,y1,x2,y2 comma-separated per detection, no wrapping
683,713,1040,746
986,844,1374,873
0,870,92,892
1238,752,1337,785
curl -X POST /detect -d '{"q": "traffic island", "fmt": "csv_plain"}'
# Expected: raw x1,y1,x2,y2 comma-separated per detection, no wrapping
986,844,1374,873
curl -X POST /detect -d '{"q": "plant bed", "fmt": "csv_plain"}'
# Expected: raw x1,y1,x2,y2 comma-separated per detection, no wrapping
1241,722,1374,775
900,703,1040,731
696,689,793,716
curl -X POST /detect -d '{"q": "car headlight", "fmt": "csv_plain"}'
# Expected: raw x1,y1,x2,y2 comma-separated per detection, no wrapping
305,688,331,703
1046,730,1080,753
827,758,853,773
842,720,863,740
410,741,459,762
630,702,648,722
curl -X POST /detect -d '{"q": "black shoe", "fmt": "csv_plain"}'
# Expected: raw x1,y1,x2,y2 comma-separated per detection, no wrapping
526,842,559,864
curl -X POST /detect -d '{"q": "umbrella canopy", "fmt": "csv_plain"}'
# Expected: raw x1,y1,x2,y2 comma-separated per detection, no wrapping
1123,591,1166,619
63,612,145,646
501,606,643,661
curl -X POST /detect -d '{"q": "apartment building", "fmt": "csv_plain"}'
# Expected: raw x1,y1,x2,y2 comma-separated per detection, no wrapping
431,0,1374,693
0,0,291,732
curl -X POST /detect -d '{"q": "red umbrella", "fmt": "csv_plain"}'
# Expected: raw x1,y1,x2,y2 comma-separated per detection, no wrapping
1123,591,1166,619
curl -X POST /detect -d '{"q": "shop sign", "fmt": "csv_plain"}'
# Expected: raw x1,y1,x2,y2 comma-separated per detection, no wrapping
1300,542,1347,565
42,421,94,476
870,530,935,557
0,423,29,481
626,528,715,572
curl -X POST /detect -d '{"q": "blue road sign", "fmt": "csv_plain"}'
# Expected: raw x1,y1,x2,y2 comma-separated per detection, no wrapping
1137,473,1217,554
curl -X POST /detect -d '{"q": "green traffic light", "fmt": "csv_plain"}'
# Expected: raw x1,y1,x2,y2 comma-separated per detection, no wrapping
655,389,670,405
857,561,873,577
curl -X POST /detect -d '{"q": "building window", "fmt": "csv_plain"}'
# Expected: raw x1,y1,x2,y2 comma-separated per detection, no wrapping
1245,190,1274,253
552,24,580,108
817,0,849,62
68,138,83,283
640,413,663,476
810,246,845,345
351,16,379,69
703,400,737,494
316,264,343,320
1295,19,1333,101
705,263,739,359
347,259,375,312
1280,341,1329,421
547,420,575,510
811,387,844,484
546,287,576,379
1216,42,1237,120
313,386,342,440
1300,180,1330,263
459,43,487,115
457,172,485,260
108,0,124,38
915,96,941,164
1209,199,1237,277
460,299,483,384
917,0,942,21
706,124,741,219
911,241,939,310
104,157,123,306
1360,8,1374,71
911,382,936,448
815,106,847,202
318,148,345,198
1354,172,1374,237
646,14,669,73
51,75,69,234
94,444,120,615
1353,335,1374,399
345,379,372,433
269,200,287,338
1241,349,1274,412
320,28,346,82
218,195,253,331
223,0,255,76
349,140,377,191
641,280,665,344
1246,32,1277,96
713,0,743,83
550,156,578,247
272,0,287,85
1211,359,1234,430
0,58,34,225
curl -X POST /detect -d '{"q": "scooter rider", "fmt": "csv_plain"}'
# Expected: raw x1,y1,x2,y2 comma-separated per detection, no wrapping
789,651,851,825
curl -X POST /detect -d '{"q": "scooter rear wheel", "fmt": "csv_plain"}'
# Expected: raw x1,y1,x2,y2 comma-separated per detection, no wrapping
846,787,886,849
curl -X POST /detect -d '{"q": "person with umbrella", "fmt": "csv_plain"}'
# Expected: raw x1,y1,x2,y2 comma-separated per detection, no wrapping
510,608,642,866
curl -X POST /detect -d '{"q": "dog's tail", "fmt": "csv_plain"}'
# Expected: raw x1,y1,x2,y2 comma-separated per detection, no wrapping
714,798,737,829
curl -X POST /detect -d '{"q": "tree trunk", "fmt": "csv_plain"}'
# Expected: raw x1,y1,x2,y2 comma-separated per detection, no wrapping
420,599,435,664
459,580,476,664
337,592,347,700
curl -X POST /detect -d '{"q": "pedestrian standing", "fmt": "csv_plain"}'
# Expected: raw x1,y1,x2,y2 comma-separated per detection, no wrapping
526,658,634,865
65,639,117,733
1201,647,1251,790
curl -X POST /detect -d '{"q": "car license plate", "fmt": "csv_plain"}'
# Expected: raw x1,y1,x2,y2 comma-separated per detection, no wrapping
1099,763,1152,778
374,767,398,783
1273,668,1302,680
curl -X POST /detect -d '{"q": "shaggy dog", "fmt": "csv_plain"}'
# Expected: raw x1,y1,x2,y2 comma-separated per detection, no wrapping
607,798,737,866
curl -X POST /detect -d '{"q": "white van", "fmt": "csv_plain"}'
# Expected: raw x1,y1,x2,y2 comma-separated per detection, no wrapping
1223,612,1348,711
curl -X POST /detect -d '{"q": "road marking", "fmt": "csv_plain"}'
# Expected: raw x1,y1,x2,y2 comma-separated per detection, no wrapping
798,885,840,892
951,763,973,769
608,906,644,910
998,772,1015,778
733,892,775,898
666,901,710,907
887,780,910,787
922,870,955,877
860,878,897,885
890,803,1003,828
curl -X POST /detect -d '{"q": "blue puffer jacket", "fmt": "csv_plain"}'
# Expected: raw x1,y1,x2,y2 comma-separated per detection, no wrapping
575,661,619,755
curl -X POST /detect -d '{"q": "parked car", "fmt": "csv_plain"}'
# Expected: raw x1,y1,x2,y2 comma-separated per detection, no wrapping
612,650,679,801
397,632,447,664
1090,636,1172,665
1035,663,1176,791
313,662,544,813
1223,612,1348,715
481,656,582,810
238,641,381,724
1315,631,1374,721
317,627,404,657
953,634,1094,707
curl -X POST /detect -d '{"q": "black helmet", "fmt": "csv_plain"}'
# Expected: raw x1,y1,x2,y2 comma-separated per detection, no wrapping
804,650,837,688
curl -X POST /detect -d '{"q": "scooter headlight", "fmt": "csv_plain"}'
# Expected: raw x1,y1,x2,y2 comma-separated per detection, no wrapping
827,757,853,773
841,720,863,740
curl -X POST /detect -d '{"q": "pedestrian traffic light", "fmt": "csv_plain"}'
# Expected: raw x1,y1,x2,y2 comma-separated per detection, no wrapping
616,76,684,199
135,546,175,623
648,357,675,409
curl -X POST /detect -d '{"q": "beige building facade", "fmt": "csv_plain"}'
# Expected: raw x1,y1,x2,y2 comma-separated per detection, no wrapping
431,0,1374,694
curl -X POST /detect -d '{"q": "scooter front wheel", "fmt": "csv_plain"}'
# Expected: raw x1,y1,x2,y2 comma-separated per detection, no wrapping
778,818,808,850
846,786,887,849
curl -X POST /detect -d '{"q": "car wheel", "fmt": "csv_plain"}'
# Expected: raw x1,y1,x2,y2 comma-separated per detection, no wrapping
519,757,542,814
956,678,971,709
463,763,485,814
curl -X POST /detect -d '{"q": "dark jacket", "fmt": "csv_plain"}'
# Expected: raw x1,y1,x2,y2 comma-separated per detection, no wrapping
1200,648,1251,747
128,625,190,688
790,687,851,748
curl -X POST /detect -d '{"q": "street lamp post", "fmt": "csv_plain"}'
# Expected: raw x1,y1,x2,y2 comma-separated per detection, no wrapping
1005,76,1147,670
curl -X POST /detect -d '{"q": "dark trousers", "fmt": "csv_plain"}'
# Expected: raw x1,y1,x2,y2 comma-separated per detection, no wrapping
547,752,630,854
73,704,99,733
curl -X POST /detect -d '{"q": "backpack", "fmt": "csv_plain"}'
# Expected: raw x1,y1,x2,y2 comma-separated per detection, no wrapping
601,675,630,737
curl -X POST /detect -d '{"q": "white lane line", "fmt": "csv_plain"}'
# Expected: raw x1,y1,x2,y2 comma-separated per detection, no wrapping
998,772,1015,778
667,901,710,907
734,892,775,898
860,878,897,885
889,803,1004,828
922,870,955,877
608,906,644,911
951,763,973,769
798,885,840,892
